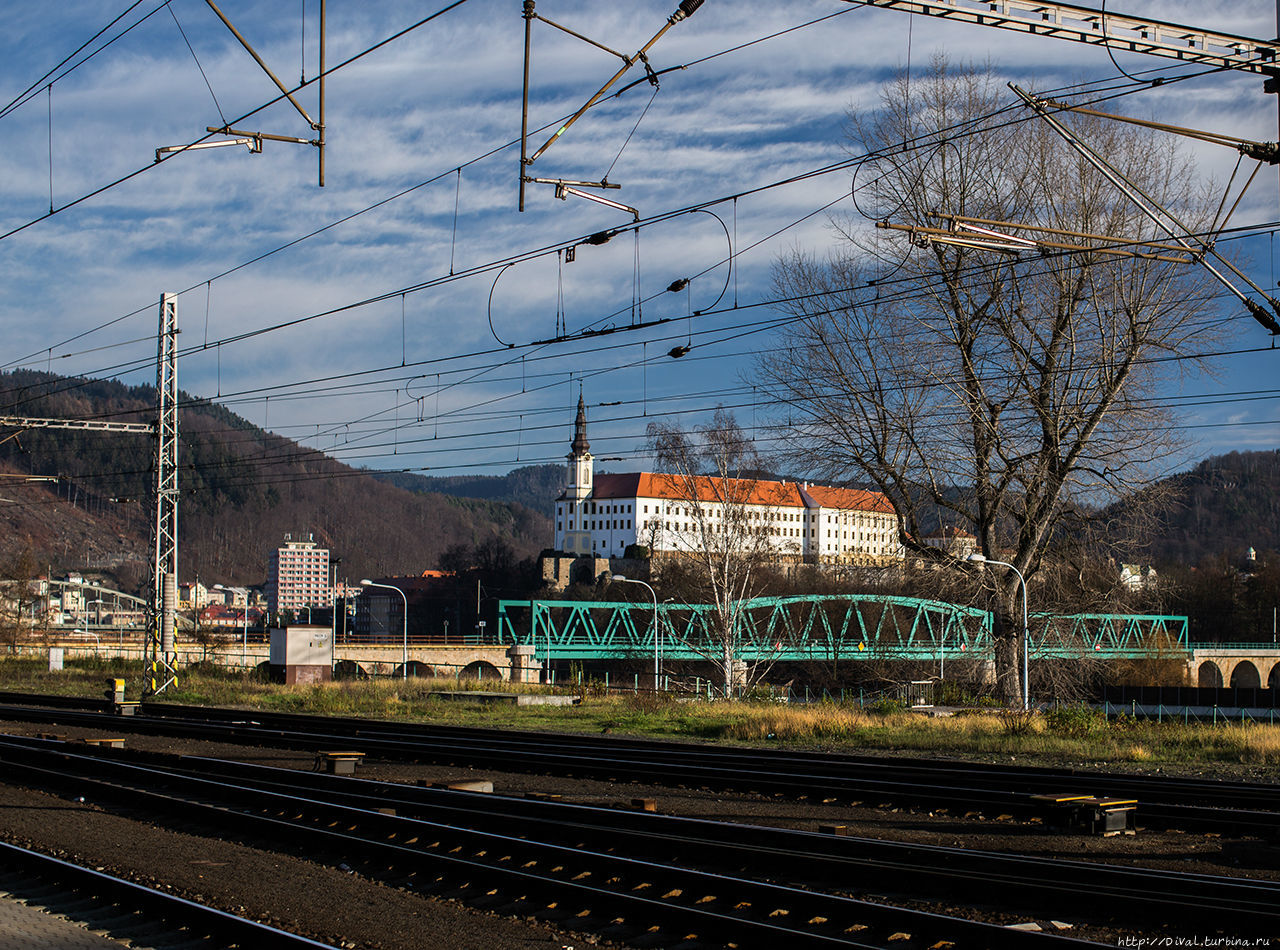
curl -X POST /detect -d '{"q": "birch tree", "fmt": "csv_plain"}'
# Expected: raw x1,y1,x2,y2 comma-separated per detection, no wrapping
645,409,779,695
759,59,1216,704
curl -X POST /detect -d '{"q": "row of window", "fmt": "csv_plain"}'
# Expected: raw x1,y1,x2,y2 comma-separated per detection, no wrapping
558,502,634,515
560,519,634,532
564,499,890,526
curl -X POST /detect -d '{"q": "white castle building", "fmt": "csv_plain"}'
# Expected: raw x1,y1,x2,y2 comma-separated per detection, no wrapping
553,398,904,566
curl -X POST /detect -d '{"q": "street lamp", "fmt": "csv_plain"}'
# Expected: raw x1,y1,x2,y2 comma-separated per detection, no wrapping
330,558,342,675
212,584,249,664
612,575,660,691
967,553,1030,711
361,579,408,680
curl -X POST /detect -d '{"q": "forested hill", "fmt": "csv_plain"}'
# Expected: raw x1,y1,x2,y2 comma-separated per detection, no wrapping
1144,449,1280,565
0,370,550,589
371,466,565,517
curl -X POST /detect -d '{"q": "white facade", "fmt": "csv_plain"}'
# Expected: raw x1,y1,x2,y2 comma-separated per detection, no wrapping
266,534,331,614
553,405,902,565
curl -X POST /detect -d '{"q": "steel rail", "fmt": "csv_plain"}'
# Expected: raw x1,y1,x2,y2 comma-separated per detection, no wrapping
6,690,1264,809
170,747,1280,931
3,734,1278,937
204,703,1280,808
0,839,337,948
110,697,1280,805
2,697,1275,834
0,737,1091,949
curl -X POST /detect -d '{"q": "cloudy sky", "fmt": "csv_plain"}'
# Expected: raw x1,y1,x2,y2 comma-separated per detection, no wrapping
2,0,1278,481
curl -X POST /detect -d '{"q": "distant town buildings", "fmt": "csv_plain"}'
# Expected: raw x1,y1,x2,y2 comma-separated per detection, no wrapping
352,571,477,644
265,533,331,615
921,526,977,559
177,580,209,610
197,604,265,629
552,397,903,566
1120,563,1158,591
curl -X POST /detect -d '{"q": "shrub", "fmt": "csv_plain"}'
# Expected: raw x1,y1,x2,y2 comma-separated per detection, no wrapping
999,707,1037,736
1044,704,1108,738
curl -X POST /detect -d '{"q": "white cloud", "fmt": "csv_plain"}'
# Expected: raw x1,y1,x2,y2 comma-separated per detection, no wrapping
1,0,1277,471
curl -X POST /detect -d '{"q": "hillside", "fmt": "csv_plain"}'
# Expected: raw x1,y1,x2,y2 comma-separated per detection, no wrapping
372,465,565,517
0,371,551,590
1139,450,1280,566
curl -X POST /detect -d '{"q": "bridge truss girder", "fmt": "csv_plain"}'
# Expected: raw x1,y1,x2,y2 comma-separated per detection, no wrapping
498,595,1188,664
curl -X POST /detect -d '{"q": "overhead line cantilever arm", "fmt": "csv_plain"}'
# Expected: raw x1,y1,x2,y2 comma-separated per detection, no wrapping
1028,98,1280,163
526,0,704,166
207,127,314,146
204,0,316,127
531,13,629,62
1012,84,1280,335
934,213,1202,254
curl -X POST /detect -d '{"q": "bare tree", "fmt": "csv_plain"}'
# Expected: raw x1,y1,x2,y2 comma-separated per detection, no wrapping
0,548,47,654
645,409,784,695
758,58,1216,705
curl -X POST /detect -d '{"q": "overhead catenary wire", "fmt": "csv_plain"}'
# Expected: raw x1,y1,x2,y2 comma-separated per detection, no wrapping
4,74,1239,401
0,0,160,122
5,16,1274,483
0,0,476,244
5,5,1252,373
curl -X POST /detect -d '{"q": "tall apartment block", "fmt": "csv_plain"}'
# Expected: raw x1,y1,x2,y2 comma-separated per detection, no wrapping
265,533,330,616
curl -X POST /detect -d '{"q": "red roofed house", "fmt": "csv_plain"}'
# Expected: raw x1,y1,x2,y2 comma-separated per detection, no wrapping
552,398,903,566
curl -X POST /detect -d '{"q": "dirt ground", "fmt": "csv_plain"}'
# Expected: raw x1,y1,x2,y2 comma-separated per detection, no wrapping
0,718,1276,949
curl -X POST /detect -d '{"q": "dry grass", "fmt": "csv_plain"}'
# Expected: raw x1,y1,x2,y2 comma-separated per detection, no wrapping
3,657,1279,770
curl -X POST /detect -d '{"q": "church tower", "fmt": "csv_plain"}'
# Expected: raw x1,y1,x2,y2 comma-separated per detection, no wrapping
558,395,594,554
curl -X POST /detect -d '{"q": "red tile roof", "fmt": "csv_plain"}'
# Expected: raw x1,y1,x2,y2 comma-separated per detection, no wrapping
801,484,895,514
591,472,893,513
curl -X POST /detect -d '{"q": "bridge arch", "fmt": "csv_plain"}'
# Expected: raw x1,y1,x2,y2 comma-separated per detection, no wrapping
392,660,435,679
1269,662,1280,691
459,660,502,681
333,659,367,680
1229,660,1261,689
1197,661,1224,688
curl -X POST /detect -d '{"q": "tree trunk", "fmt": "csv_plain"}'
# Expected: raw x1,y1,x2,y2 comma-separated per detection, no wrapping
721,639,733,698
992,592,1023,707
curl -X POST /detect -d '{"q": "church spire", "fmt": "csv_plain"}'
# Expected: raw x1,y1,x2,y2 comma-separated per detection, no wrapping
570,394,590,456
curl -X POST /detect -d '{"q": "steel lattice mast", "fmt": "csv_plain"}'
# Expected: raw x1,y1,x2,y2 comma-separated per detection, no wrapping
146,293,180,694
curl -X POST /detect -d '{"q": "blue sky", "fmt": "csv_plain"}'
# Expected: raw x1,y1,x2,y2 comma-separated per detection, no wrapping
2,0,1278,481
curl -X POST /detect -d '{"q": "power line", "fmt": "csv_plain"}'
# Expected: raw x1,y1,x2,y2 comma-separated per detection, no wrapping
0,0,475,244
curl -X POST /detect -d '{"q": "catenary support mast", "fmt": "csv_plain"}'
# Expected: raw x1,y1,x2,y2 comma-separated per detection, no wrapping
146,293,180,694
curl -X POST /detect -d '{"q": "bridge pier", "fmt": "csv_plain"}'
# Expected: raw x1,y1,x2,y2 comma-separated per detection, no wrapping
506,644,542,684
1188,648,1280,690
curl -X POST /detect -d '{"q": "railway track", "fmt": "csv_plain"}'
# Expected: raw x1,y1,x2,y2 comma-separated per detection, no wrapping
0,733,1100,950
0,838,336,948
1,692,1277,836
2,733,1278,945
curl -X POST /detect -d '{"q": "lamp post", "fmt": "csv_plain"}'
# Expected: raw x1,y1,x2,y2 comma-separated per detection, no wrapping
361,579,408,680
87,598,108,643
967,553,1029,711
212,584,249,664
330,558,342,675
612,575,660,691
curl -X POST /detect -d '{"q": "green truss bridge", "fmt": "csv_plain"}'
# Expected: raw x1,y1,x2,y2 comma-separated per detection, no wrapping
496,595,1189,664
